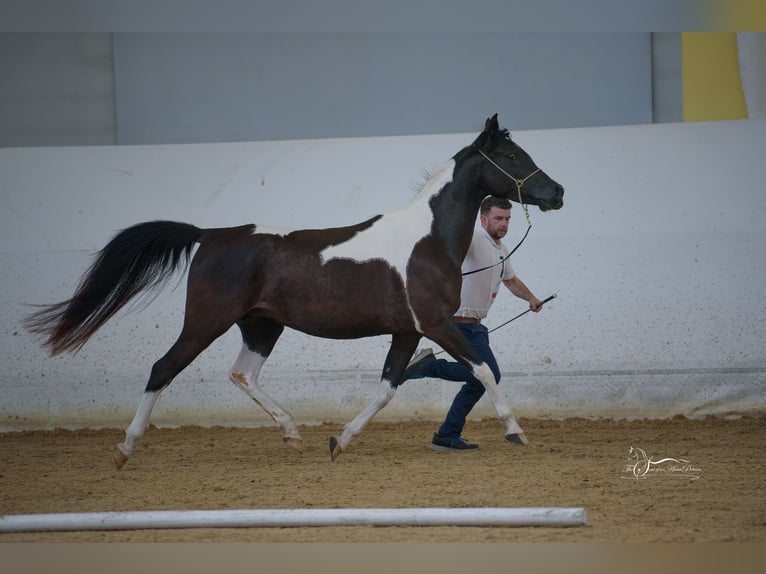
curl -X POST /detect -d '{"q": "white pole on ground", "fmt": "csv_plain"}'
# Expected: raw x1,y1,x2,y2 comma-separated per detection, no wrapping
0,507,586,532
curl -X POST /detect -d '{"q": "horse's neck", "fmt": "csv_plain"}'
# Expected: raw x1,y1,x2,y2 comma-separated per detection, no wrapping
414,158,482,266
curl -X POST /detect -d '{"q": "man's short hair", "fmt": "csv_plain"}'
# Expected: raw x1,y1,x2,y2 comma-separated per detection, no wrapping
480,195,512,215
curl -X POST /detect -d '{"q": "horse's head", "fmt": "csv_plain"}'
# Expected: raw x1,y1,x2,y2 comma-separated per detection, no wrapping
472,114,564,212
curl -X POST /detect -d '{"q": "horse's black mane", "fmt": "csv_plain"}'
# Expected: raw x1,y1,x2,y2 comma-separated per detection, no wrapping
410,124,512,196
411,168,436,195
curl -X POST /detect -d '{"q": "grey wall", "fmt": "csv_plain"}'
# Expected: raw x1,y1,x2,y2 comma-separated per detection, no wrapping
651,32,683,123
113,33,653,144
0,32,682,147
0,33,116,147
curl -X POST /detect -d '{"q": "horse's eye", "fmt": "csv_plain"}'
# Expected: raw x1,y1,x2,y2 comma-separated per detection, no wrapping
507,153,517,161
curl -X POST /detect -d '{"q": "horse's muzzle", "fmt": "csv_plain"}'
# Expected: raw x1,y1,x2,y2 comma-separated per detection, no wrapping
539,184,564,211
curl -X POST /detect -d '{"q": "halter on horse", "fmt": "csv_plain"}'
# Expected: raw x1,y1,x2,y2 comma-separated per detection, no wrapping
25,114,564,468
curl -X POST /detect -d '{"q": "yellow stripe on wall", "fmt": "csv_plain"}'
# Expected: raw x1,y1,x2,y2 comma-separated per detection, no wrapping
682,32,748,121
714,0,766,31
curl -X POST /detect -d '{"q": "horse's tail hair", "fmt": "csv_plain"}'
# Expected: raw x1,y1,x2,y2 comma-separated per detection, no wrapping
25,221,204,355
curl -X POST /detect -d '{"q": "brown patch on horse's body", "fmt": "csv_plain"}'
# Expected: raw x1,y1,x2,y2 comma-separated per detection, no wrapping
193,216,417,339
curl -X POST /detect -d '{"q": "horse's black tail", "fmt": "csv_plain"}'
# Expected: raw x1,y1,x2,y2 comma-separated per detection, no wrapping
25,221,204,355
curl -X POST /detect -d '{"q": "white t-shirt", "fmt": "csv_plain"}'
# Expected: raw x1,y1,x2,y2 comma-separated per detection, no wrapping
454,227,516,320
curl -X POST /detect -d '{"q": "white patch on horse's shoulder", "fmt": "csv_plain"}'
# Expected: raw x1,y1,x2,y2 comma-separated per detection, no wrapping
319,160,455,334
417,160,456,196
319,160,455,275
251,224,291,237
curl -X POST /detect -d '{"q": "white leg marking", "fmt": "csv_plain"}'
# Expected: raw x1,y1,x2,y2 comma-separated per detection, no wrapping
229,343,301,442
470,362,524,436
116,391,160,459
337,380,397,451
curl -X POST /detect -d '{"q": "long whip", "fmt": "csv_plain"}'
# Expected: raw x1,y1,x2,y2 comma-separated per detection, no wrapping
431,293,557,357
488,293,557,334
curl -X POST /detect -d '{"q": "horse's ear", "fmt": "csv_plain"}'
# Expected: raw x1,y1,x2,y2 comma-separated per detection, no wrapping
485,114,499,133
474,114,500,150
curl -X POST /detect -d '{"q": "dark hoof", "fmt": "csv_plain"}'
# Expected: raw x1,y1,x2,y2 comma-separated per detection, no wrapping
329,436,342,461
505,432,529,446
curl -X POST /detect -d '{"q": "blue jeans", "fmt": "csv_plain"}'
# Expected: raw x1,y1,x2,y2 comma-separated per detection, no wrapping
422,323,501,438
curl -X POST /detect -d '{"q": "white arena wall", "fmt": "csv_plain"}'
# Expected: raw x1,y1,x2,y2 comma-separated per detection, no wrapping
1,118,764,431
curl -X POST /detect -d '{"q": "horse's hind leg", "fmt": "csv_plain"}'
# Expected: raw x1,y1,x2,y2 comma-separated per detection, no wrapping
228,316,302,451
114,391,160,469
329,333,420,460
114,319,234,469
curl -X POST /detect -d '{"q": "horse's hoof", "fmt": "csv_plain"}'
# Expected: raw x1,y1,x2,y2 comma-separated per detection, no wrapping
283,436,303,452
329,436,343,461
505,433,529,446
113,445,129,470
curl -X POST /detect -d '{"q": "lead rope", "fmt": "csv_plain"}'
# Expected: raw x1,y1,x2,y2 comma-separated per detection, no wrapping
462,150,539,277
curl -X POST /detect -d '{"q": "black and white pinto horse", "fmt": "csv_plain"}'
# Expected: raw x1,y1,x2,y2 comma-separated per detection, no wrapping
26,114,564,468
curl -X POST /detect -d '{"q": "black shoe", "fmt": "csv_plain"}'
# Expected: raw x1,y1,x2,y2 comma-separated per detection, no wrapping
400,348,435,382
430,433,479,452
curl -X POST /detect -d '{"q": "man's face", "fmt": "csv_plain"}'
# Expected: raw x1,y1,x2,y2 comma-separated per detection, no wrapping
481,207,511,241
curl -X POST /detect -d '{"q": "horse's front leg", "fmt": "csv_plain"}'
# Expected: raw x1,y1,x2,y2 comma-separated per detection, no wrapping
424,319,527,445
329,334,420,460
468,361,527,444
